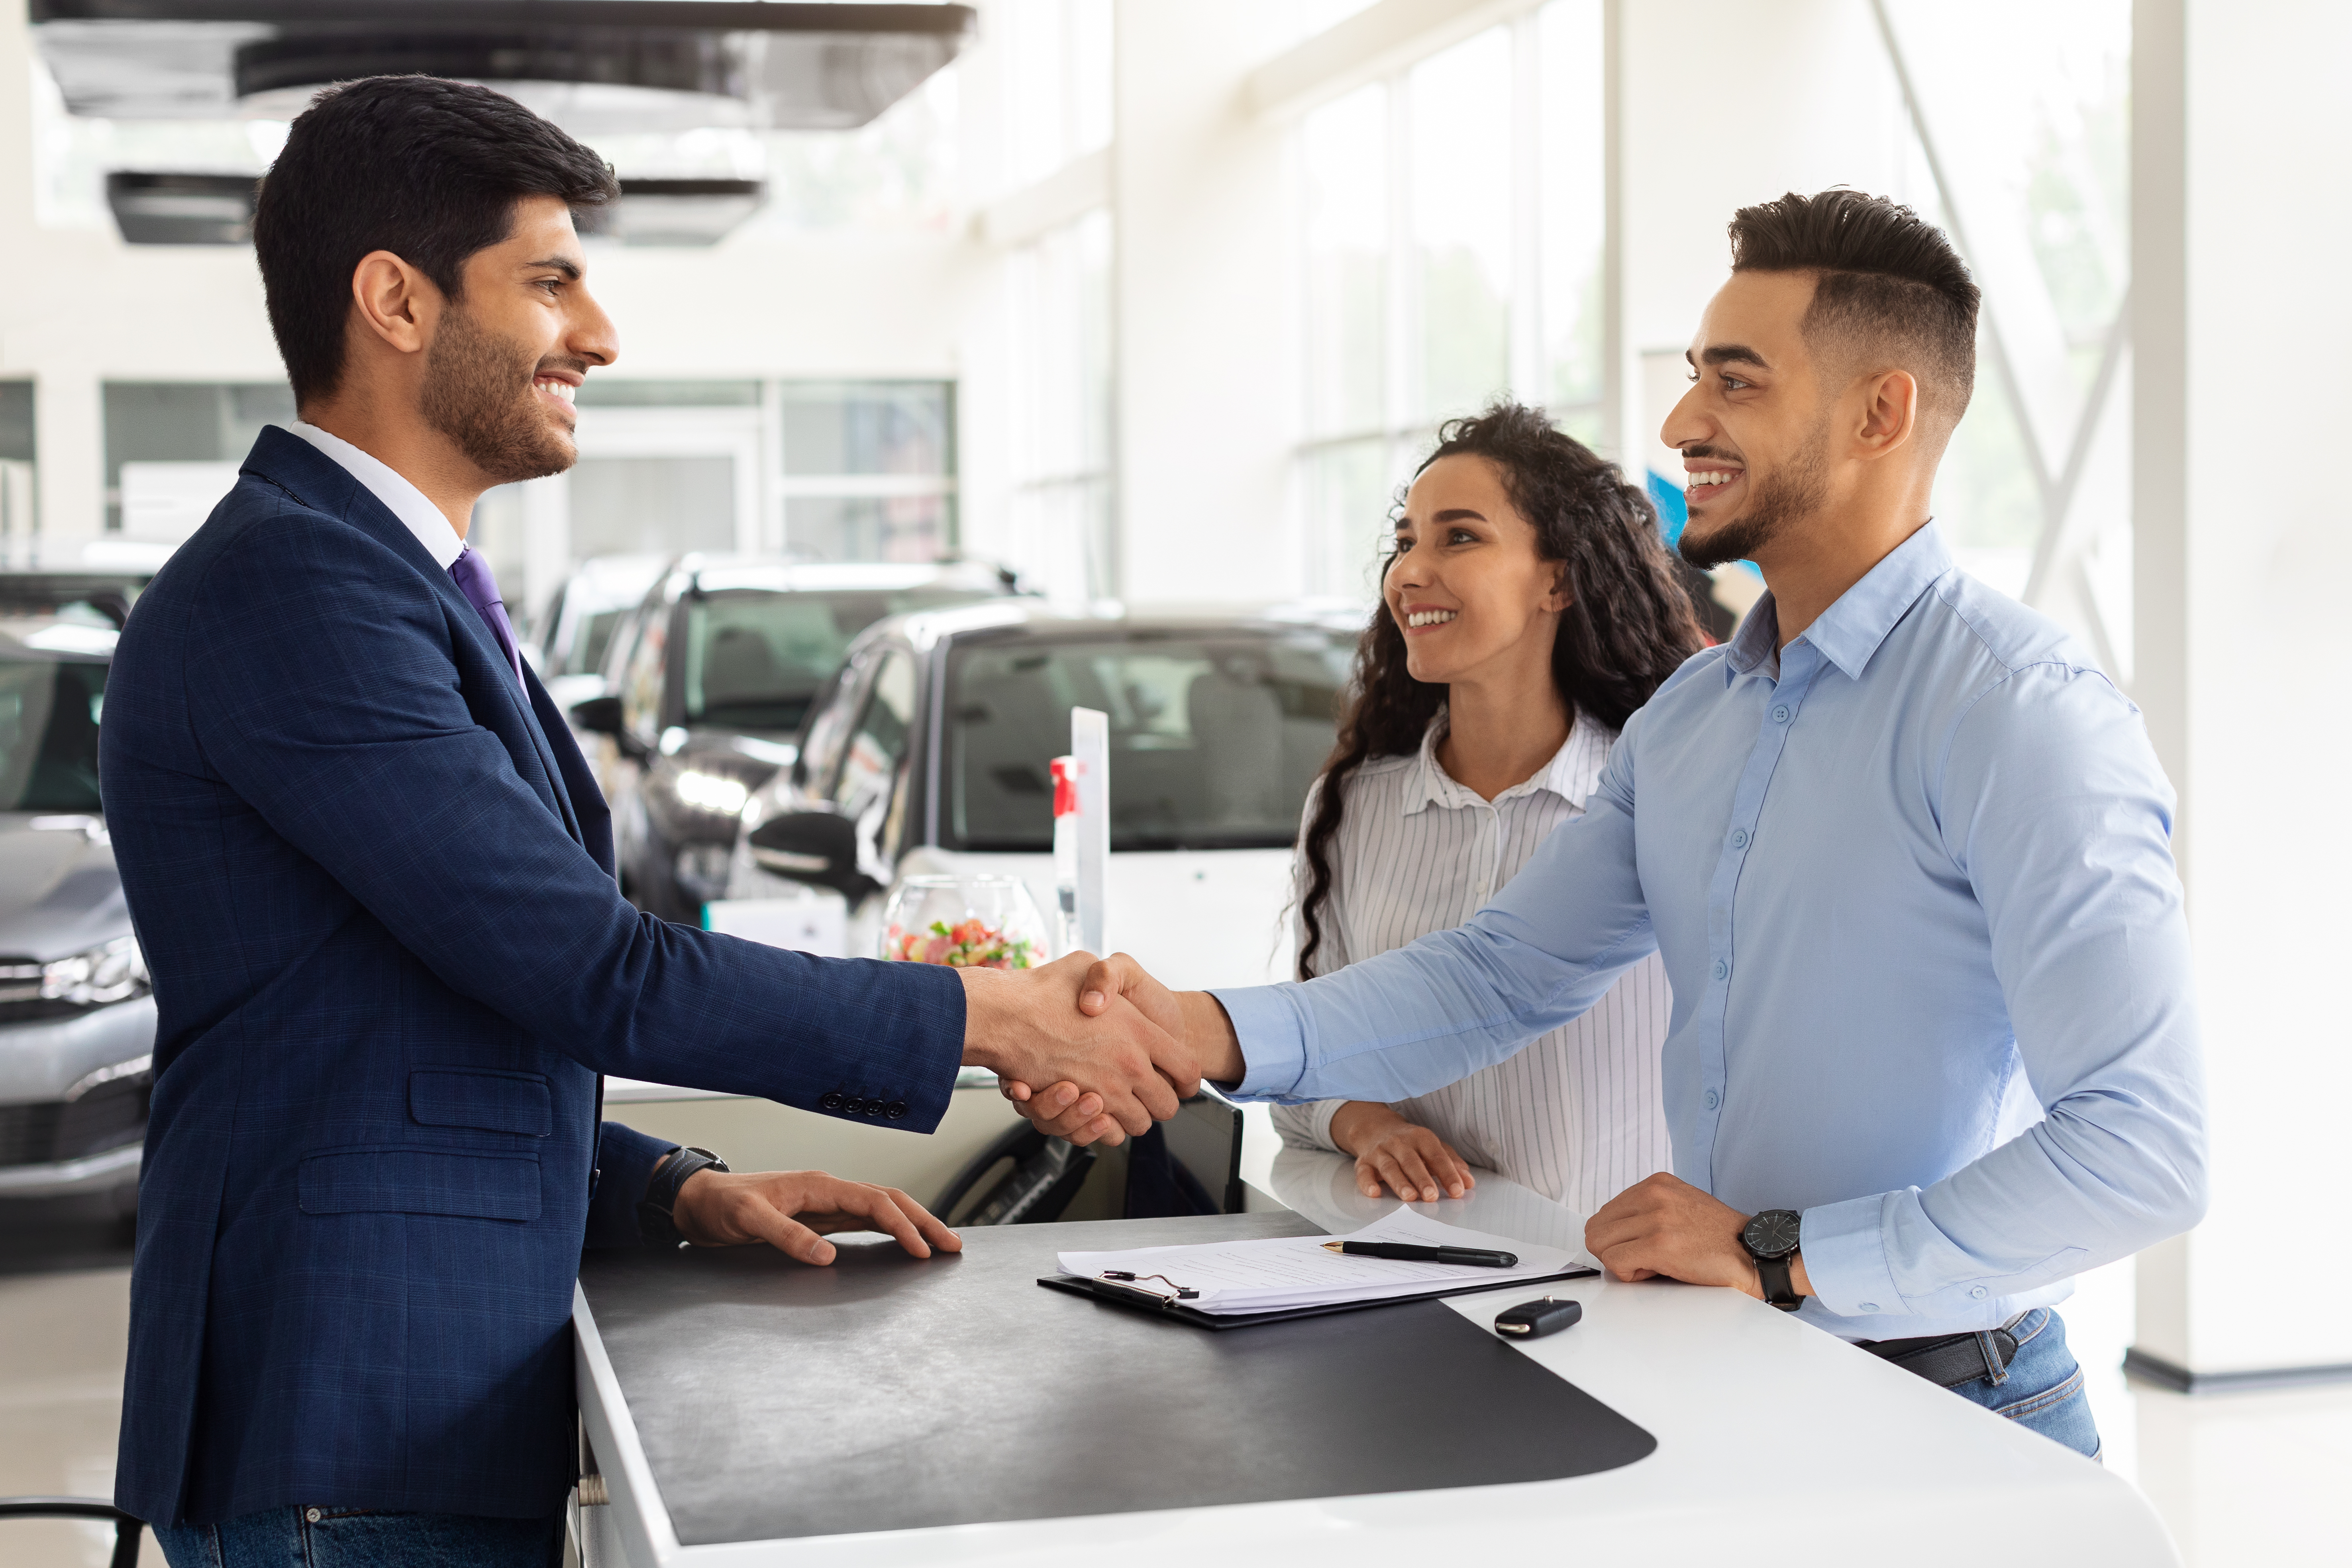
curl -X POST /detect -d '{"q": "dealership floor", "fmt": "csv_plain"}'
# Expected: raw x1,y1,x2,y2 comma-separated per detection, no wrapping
1,1204,2344,1568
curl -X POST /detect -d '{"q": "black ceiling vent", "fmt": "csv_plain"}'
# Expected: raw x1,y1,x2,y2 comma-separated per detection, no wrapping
102,171,768,247
33,2,975,129
105,171,256,244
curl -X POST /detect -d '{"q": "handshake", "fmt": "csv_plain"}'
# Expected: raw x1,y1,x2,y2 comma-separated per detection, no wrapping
955,951,1249,1145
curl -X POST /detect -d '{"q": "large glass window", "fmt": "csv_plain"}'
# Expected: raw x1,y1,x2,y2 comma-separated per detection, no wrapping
1006,209,1114,605
1291,2,1607,599
102,382,292,538
943,629,1356,853
780,381,958,564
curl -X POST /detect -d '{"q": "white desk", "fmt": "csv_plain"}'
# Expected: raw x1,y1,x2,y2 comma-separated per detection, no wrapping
573,1148,2178,1567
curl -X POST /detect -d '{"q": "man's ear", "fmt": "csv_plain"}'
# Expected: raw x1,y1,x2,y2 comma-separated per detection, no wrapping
1852,368,1919,461
348,249,441,359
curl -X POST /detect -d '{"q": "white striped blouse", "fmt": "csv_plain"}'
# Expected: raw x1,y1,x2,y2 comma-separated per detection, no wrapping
1269,710,1673,1219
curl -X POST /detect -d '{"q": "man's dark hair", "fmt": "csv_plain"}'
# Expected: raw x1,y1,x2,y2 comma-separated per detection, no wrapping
253,75,619,406
1728,189,1980,426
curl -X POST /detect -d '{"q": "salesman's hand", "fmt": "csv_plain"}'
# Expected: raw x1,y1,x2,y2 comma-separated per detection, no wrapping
958,950,1196,1147
1330,1101,1476,1202
1583,1172,1812,1301
670,1166,961,1266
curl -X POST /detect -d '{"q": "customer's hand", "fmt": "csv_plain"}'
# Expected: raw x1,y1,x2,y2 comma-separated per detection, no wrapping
1330,1102,1476,1202
959,951,1195,1147
670,1166,961,1265
996,953,1248,1145
1583,1171,1813,1300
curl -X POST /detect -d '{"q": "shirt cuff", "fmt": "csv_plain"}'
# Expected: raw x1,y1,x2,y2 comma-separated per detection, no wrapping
1208,984,1308,1102
1801,1192,1911,1320
1269,1098,1347,1152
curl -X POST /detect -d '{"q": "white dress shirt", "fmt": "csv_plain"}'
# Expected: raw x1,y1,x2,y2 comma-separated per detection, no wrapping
282,421,465,570
1269,711,1672,1218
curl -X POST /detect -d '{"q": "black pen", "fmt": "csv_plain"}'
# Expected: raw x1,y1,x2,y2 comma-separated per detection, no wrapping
1322,1241,1519,1268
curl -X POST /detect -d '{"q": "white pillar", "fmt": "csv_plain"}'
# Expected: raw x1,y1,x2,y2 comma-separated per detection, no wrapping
2126,0,2352,1392
1110,0,1301,608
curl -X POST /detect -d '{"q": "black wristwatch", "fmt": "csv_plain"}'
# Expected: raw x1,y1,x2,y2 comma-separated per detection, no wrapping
638,1145,729,1250
1740,1208,1805,1312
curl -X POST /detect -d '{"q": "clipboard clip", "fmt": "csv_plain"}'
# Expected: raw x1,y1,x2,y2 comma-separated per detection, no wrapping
1098,1271,1199,1301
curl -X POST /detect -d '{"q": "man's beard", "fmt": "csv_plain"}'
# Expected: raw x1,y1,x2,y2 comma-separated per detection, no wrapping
420,305,577,485
1678,422,1830,572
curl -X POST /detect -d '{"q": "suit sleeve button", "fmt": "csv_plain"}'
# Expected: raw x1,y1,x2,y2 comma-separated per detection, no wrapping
885,1101,908,1120
819,1092,844,1112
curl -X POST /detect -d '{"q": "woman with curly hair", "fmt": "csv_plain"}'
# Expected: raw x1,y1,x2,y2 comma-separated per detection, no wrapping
1271,401,1707,1217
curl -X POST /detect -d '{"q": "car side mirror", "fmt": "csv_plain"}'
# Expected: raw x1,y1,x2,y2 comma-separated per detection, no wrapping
569,694,623,737
747,809,880,904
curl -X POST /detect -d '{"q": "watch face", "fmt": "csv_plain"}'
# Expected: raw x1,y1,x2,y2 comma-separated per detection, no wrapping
1743,1209,1802,1260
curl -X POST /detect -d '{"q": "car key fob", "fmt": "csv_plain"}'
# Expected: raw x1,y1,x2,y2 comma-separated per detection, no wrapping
1493,1296,1582,1340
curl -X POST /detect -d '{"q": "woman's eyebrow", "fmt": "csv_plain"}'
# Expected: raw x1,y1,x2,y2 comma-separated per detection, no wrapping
1430,508,1488,523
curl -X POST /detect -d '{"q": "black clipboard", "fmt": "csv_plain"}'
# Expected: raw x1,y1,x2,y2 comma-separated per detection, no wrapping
1038,1266,1602,1331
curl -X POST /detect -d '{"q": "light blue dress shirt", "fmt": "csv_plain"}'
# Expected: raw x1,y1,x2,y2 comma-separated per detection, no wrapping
1214,524,2207,1339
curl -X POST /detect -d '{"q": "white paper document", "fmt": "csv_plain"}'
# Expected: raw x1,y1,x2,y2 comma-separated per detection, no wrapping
1056,1207,1589,1316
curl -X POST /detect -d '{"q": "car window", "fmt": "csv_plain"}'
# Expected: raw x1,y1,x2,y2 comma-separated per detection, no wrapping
831,648,920,863
943,631,1355,853
680,587,988,737
618,605,670,749
569,608,628,677
0,643,109,812
794,658,867,795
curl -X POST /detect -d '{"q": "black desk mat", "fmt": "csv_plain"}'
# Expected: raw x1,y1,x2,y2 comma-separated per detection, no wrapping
577,1211,1656,1545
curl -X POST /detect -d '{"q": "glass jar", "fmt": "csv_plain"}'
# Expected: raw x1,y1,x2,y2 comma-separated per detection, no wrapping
879,874,1051,969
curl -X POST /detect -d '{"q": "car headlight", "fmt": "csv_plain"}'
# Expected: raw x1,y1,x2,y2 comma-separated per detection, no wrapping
672,768,751,818
0,935,150,1018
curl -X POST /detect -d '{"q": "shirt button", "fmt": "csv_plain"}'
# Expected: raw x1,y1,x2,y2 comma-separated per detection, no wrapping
1711,958,1728,981
1969,1285,1989,1300
1730,827,1749,849
819,1092,844,1112
1771,704,1791,723
1703,1090,1719,1111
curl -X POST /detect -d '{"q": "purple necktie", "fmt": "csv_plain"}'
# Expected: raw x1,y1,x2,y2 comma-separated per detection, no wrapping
448,546,525,687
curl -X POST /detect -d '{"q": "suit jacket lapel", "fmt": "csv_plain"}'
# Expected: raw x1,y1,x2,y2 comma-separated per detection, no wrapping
245,428,587,851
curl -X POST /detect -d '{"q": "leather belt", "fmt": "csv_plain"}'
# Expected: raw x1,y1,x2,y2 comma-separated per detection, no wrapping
1858,1313,2028,1388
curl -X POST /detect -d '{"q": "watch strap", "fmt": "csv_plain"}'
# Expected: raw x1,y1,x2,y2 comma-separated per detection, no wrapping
638,1145,729,1250
1757,1250,1801,1311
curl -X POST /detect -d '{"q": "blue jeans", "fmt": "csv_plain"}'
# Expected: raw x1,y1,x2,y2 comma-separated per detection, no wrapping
1940,1306,2101,1459
154,1506,561,1568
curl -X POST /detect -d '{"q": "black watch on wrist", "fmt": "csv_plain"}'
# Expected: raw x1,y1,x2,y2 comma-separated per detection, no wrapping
1740,1208,1804,1312
638,1145,729,1250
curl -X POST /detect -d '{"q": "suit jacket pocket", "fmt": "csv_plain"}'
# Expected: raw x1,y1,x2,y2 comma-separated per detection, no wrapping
298,1146,543,1221
408,1068,553,1137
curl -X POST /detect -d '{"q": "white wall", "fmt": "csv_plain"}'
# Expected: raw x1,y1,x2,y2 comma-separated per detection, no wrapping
2129,0,2352,1382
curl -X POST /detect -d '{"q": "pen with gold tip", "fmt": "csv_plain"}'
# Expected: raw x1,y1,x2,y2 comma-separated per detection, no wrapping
1322,1241,1519,1267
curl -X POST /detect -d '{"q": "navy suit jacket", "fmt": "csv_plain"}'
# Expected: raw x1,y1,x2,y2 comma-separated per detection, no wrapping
100,427,964,1526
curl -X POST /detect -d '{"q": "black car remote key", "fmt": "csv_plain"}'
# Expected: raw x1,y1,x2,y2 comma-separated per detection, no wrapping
1493,1296,1582,1340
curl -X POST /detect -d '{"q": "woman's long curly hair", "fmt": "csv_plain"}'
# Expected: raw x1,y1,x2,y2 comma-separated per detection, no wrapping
1295,402,1705,980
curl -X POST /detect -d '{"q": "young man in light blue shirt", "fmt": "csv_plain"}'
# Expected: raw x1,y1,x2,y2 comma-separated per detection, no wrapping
1011,190,2207,1455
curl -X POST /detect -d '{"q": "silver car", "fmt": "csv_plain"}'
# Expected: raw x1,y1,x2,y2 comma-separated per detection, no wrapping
0,577,154,1209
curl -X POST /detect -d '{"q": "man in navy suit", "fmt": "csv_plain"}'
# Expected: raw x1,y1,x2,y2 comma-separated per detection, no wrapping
100,76,1186,1566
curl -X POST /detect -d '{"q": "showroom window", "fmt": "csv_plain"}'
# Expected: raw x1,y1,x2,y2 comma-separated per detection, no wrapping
0,382,31,569
1293,1,1605,599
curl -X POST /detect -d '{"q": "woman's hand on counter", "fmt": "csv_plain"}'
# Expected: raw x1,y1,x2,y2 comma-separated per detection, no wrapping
671,1167,962,1265
1329,1102,1476,1201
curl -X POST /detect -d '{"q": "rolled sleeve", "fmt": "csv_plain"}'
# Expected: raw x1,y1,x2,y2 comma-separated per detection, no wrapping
1270,1098,1348,1153
1801,1193,1908,1319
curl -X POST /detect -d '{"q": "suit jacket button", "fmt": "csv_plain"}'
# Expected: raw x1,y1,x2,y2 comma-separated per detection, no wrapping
884,1101,908,1120
820,1092,844,1112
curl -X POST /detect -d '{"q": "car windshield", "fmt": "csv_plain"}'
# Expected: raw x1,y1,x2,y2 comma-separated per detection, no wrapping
683,587,994,735
943,629,1357,853
0,631,111,813
563,608,628,677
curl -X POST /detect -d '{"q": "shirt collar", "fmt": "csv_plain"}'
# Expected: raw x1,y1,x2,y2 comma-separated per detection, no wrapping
1722,521,1955,685
280,421,466,571
1402,706,1612,815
